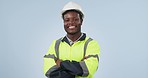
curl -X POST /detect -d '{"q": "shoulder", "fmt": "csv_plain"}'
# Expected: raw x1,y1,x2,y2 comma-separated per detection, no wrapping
85,36,98,43
85,36,100,47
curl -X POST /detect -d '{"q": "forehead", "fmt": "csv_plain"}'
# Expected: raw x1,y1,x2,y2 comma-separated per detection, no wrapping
64,11,80,18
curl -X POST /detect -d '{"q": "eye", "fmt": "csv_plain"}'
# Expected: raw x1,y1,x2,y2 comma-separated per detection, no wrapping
64,19,69,22
74,18,78,21
74,18,80,22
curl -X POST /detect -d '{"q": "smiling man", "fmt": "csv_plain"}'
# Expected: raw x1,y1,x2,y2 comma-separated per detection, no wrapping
44,2,100,78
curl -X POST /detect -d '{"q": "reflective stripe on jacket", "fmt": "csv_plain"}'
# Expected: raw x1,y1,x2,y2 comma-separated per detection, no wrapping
44,36,100,78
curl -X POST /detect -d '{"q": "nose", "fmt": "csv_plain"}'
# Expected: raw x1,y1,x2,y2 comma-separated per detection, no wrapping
68,20,75,25
70,20,75,23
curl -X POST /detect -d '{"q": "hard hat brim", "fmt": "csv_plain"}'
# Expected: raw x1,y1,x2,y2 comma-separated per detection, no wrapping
61,9,84,19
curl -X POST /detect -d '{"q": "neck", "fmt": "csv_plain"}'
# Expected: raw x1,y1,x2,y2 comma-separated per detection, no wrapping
67,32,81,42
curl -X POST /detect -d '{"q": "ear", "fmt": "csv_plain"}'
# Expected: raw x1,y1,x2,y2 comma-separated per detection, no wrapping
81,19,83,24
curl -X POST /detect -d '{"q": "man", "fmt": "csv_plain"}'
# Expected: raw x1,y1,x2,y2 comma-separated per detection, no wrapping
44,2,100,78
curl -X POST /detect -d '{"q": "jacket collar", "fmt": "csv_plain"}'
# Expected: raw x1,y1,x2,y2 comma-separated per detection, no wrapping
61,33,86,44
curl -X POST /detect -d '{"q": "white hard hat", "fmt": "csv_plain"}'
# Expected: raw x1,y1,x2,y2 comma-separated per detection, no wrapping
61,2,84,18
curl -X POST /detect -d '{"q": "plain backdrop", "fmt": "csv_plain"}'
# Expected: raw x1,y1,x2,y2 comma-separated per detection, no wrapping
0,0,148,78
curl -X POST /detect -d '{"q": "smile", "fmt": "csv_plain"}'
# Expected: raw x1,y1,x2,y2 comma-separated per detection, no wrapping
68,26,76,29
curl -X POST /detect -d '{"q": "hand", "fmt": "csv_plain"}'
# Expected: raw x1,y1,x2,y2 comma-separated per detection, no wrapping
81,56,88,61
56,59,62,67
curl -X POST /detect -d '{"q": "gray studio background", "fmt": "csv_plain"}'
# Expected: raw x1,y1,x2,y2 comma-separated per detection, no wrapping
0,0,148,78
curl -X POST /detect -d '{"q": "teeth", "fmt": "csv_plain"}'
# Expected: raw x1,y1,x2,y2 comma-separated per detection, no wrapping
69,26,75,29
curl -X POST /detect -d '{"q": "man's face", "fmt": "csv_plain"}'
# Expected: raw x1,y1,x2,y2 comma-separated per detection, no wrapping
63,11,82,35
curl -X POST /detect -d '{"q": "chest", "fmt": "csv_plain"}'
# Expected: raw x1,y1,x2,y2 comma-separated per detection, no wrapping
58,42,85,62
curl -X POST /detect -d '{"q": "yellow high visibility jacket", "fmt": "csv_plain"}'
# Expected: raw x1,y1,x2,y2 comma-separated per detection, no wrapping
44,34,100,78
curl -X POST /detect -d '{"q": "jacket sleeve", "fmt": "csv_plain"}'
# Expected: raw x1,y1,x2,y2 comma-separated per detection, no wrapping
60,60,83,76
43,40,58,77
80,40,100,77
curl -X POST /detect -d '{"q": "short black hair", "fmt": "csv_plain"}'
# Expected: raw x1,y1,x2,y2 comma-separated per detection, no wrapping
62,9,83,22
